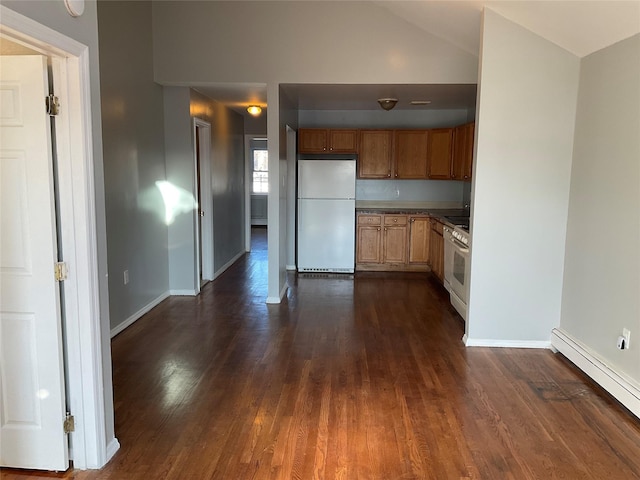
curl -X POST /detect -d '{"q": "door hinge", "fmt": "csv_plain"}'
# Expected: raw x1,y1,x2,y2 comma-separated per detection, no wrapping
46,94,60,116
54,262,68,282
63,413,75,434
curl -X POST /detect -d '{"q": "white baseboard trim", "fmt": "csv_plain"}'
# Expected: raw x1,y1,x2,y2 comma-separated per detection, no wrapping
286,264,296,271
169,289,197,296
266,283,288,304
464,337,551,349
105,437,120,464
551,328,640,419
213,250,245,280
110,291,170,338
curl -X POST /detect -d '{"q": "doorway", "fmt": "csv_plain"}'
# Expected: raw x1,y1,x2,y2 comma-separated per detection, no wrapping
0,6,115,470
193,118,213,289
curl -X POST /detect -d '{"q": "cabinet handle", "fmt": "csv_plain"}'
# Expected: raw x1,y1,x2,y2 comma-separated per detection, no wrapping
393,218,397,222
377,228,381,231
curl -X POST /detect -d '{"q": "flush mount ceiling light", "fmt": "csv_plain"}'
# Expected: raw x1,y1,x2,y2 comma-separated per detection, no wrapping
377,98,398,111
247,105,262,116
410,100,432,106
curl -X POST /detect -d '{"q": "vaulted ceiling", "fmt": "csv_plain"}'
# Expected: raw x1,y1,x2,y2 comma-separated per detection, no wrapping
169,1,640,118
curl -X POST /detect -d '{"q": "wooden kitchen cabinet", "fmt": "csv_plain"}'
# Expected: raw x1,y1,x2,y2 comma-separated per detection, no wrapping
358,130,393,178
408,216,431,264
382,215,407,264
298,128,358,153
451,122,474,181
429,218,445,282
356,213,432,271
356,215,383,264
427,128,454,179
394,130,429,179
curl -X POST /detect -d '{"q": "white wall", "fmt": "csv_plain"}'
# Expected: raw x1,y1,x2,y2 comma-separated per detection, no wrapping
466,9,580,345
1,0,116,456
560,35,640,381
99,1,170,328
152,1,479,301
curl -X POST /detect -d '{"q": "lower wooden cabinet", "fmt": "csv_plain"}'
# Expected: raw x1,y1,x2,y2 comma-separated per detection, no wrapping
356,215,383,263
356,213,431,272
429,218,445,282
382,215,407,264
408,216,430,264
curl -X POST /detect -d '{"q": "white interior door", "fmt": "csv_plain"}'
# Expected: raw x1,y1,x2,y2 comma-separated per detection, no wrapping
0,55,69,470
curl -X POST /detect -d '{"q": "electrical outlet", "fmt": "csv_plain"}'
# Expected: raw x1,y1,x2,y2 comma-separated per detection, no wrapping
123,270,129,285
623,328,631,349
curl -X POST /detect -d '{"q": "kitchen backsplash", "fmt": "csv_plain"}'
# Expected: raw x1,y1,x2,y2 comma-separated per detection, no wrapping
356,179,465,204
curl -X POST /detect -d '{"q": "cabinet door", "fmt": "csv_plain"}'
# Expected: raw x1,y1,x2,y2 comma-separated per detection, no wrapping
451,123,474,181
356,225,382,263
383,226,407,264
427,128,453,179
329,129,358,153
299,129,327,153
451,125,466,180
429,221,444,281
408,216,430,264
358,130,393,178
463,123,475,180
394,130,428,179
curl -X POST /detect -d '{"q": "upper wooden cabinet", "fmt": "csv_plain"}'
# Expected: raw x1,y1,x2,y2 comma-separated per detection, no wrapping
301,124,475,181
394,130,429,179
427,128,454,180
298,128,358,153
451,122,475,181
358,130,393,178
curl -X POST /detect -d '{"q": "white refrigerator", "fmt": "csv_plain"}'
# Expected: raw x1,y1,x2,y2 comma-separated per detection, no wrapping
297,158,356,273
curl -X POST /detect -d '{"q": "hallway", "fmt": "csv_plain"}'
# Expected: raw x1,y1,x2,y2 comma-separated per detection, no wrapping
4,227,640,479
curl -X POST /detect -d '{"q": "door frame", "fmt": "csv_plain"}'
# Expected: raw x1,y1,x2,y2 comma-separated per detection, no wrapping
244,134,252,252
1,6,115,469
193,118,213,288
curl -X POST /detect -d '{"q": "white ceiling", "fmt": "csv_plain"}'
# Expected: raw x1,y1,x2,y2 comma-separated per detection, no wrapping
196,1,640,118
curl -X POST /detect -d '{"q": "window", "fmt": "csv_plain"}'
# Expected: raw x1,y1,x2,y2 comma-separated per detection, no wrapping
252,149,268,193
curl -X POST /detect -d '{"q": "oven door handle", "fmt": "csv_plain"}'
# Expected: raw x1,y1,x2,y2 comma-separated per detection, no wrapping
446,234,470,253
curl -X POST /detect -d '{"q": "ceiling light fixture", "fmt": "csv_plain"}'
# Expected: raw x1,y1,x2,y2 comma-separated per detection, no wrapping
410,100,432,106
377,98,398,111
247,105,262,116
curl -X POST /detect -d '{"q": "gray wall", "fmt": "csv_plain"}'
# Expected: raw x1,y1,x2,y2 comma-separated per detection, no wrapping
467,9,580,344
152,0,478,300
98,0,169,329
298,109,470,129
1,0,116,453
190,90,246,274
162,88,246,290
163,87,195,292
560,35,640,382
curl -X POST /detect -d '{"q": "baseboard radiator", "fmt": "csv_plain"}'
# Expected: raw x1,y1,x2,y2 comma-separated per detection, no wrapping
551,328,640,419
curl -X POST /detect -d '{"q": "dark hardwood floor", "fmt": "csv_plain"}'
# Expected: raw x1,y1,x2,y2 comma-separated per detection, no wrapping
4,226,640,479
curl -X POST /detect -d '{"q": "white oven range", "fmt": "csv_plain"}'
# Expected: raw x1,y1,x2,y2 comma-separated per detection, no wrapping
443,224,470,320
